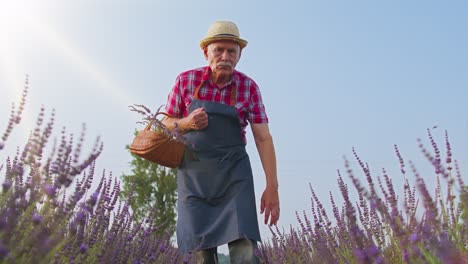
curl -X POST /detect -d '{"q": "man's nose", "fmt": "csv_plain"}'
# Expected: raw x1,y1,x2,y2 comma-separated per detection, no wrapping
221,50,230,60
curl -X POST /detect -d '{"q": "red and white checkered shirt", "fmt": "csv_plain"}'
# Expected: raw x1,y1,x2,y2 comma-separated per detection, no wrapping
165,66,269,142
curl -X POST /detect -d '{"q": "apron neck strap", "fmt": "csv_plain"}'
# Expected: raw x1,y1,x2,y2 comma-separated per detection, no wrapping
193,70,237,107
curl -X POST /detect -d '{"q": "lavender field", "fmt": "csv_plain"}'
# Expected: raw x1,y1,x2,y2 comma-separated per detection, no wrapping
257,134,468,263
1,82,467,263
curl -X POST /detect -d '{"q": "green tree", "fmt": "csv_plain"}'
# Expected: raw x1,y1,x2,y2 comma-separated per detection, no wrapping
120,145,178,237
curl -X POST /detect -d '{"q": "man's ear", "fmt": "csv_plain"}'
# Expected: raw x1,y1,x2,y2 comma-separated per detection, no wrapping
203,47,209,60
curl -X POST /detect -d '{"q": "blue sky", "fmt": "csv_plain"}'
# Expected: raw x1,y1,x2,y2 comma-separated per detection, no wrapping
1,0,467,252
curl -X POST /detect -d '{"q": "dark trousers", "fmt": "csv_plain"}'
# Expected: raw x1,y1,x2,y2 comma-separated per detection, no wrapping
196,239,259,264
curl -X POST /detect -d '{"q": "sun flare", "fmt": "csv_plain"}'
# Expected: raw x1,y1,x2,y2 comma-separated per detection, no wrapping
0,1,135,108
0,1,39,98
0,1,37,35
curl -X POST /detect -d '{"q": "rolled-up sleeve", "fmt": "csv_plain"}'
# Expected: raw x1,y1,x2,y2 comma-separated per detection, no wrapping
165,75,185,118
248,82,269,124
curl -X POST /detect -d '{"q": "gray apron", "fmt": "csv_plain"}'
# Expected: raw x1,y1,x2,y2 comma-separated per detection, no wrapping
176,81,261,254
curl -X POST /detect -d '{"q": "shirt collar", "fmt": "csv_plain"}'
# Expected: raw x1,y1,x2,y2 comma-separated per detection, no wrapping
202,66,239,88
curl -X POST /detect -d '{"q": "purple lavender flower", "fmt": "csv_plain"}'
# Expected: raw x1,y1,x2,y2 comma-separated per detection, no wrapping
42,183,56,197
76,211,86,224
13,165,24,176
80,243,88,253
2,179,11,192
182,252,193,264
412,245,422,258
375,256,385,264
87,191,99,207
0,246,9,258
159,244,166,253
370,197,378,210
354,249,367,262
69,220,77,235
32,214,43,225
0,219,7,230
0,142,4,150
402,250,410,262
365,245,379,257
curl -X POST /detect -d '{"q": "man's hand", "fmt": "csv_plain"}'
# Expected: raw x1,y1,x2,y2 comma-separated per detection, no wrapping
185,107,208,130
260,186,280,226
162,107,208,131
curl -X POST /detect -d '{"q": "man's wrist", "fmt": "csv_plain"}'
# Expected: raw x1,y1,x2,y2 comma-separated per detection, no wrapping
266,183,279,190
176,118,189,131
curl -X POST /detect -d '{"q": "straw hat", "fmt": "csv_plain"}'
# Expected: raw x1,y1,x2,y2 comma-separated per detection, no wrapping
199,21,248,49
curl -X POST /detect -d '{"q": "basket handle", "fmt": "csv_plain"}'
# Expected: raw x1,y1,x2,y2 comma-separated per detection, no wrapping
143,112,172,130
143,112,188,136
155,112,172,118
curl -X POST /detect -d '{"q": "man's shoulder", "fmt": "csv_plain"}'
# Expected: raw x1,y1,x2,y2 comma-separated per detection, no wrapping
233,70,258,87
177,67,206,80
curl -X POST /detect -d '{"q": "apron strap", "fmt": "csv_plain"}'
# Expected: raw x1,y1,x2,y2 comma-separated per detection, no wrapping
193,69,237,107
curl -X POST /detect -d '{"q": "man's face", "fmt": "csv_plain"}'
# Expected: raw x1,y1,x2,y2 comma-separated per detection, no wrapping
204,40,241,77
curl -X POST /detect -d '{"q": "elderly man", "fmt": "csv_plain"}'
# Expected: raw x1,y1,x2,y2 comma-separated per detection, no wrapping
162,21,280,264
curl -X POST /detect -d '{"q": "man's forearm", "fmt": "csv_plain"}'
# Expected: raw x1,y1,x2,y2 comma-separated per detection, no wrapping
162,116,191,132
162,107,208,132
255,136,278,189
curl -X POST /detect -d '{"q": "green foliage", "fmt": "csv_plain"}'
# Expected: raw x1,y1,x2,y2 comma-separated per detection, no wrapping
120,143,177,237
462,186,468,223
460,186,468,246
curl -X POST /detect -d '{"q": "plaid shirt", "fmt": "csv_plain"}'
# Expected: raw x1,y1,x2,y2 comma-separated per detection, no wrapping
165,66,269,142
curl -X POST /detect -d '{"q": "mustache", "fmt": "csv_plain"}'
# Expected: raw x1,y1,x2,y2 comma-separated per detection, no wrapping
217,61,232,67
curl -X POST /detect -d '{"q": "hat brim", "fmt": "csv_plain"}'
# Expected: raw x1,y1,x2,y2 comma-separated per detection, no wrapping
200,36,248,49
